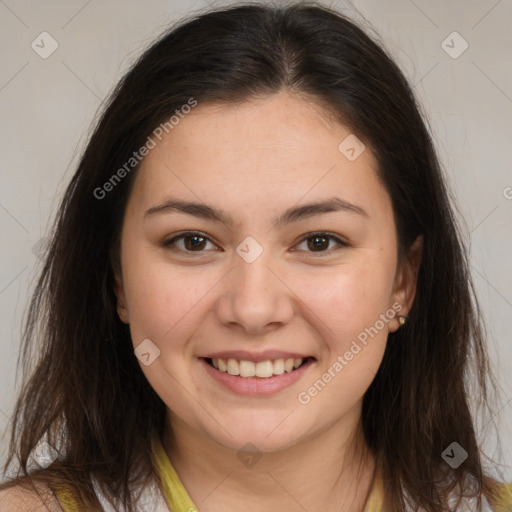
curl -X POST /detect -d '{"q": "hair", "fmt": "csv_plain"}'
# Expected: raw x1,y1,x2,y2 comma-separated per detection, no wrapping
0,1,505,510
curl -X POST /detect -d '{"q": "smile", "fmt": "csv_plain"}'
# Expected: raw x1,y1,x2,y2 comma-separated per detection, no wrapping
206,357,309,378
200,356,315,396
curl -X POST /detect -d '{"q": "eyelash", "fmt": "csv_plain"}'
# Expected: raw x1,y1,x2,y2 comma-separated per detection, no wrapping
162,231,348,257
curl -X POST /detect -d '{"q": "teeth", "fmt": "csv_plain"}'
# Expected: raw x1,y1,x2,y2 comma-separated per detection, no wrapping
255,361,273,378
240,360,256,377
273,358,284,375
227,358,240,376
284,358,294,373
210,357,305,378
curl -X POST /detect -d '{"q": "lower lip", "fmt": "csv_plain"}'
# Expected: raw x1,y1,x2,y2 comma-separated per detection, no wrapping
200,358,314,396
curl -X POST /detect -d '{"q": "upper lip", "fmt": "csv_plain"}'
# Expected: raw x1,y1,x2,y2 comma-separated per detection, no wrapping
201,350,313,362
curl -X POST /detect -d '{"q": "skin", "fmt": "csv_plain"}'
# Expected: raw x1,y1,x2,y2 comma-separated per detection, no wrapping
114,90,422,512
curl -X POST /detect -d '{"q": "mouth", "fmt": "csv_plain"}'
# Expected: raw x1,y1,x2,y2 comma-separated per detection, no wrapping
199,354,316,396
203,356,314,379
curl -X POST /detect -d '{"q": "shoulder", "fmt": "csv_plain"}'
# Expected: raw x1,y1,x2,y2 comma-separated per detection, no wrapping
0,482,61,512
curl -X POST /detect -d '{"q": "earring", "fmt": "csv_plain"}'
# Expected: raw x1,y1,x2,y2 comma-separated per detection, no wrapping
398,315,408,326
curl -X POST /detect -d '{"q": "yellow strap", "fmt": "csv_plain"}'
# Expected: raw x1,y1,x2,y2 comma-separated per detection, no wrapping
52,438,199,511
152,434,199,512
51,443,512,512
492,481,512,511
52,454,381,511
52,484,81,511
363,468,384,512
153,437,386,512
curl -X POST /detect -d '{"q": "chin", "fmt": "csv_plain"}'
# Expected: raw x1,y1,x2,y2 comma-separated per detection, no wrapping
204,416,310,454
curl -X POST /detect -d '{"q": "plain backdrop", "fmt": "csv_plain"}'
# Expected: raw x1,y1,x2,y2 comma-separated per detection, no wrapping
1,0,511,480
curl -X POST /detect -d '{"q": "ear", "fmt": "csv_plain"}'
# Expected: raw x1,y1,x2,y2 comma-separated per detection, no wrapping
389,235,423,332
113,268,130,324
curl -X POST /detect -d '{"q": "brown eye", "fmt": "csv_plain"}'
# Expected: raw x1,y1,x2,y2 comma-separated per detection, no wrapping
307,235,330,251
183,234,207,251
163,232,217,252
295,232,347,255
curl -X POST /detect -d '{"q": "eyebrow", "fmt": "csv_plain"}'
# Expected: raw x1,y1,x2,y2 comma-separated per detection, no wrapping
144,197,368,227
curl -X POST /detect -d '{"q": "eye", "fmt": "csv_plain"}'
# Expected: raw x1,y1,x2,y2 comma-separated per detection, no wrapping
162,231,347,256
294,232,347,256
163,232,218,253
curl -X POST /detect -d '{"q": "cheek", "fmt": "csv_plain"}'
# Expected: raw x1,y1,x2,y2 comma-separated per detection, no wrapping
121,249,213,346
293,263,393,415
297,256,397,343
122,256,212,414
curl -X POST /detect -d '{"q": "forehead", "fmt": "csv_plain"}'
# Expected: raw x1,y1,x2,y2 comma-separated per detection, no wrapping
128,91,392,222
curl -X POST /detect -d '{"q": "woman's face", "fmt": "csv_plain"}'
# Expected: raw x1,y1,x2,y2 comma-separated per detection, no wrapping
115,91,419,453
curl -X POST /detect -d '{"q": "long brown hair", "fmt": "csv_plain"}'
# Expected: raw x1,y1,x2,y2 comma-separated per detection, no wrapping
1,2,505,510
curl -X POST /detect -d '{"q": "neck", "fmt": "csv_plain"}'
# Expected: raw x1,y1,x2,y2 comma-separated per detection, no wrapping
162,403,377,512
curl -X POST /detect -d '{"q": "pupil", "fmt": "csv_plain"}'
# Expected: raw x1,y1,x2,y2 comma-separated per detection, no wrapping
308,236,328,251
185,235,205,251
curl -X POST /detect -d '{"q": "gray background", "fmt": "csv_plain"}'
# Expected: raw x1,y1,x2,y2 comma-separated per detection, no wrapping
1,0,511,479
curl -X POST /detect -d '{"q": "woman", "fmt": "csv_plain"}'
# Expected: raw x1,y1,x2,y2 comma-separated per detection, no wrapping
1,2,511,511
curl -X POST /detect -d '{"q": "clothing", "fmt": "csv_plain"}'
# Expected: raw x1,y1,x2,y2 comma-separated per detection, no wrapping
52,437,512,511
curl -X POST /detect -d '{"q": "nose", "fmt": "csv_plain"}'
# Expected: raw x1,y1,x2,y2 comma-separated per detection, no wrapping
214,245,295,335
